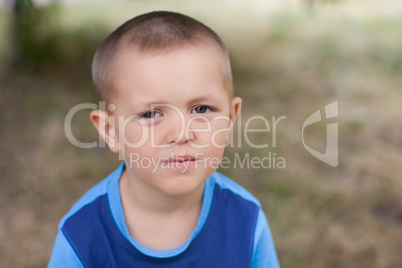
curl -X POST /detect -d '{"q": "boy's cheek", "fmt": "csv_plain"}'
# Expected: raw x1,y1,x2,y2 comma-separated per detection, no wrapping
116,125,150,149
191,125,229,146
211,123,231,145
211,132,229,148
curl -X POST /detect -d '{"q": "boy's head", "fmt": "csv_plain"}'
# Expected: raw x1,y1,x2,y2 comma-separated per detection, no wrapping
92,11,233,104
90,11,241,196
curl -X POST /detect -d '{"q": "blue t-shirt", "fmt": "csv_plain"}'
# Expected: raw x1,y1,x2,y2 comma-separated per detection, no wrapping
48,163,280,267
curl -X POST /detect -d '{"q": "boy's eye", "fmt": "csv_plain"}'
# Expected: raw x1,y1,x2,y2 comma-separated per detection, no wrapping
192,106,211,114
140,110,161,118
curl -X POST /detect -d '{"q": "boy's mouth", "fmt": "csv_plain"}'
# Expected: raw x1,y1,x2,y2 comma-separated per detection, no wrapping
166,155,196,163
164,155,197,169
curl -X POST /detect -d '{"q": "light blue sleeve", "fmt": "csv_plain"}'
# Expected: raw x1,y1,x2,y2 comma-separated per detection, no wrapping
250,209,280,268
48,232,84,268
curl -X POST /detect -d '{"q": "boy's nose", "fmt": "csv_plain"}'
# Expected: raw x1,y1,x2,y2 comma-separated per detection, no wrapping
165,114,195,145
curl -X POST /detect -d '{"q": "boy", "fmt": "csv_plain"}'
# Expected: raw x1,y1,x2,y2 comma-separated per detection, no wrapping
49,11,280,267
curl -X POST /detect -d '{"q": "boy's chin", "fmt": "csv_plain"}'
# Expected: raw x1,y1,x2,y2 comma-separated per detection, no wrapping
157,172,207,197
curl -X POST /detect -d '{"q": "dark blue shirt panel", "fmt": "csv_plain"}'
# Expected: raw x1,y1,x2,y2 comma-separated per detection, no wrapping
62,184,259,268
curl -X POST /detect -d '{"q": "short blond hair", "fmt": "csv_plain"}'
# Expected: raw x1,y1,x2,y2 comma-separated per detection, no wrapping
92,11,233,103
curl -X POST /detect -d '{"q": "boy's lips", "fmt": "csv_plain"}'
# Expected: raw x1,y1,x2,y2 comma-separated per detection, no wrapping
166,155,196,163
163,155,197,170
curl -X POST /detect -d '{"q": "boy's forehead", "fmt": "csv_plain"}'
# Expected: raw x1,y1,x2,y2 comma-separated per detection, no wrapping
111,44,231,98
117,41,220,64
106,52,232,113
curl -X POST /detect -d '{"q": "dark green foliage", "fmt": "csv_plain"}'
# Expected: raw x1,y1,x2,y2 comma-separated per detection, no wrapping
10,0,107,73
11,0,60,68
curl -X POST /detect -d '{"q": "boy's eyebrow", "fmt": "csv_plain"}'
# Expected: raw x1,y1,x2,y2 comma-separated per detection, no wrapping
187,94,218,104
127,93,220,114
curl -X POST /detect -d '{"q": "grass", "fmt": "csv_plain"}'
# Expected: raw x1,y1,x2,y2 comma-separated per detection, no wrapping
1,0,402,267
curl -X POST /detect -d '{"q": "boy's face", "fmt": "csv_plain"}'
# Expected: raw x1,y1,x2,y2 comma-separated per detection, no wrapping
94,45,241,197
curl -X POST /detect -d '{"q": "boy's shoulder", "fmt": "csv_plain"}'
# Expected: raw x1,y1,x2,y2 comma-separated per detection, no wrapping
58,163,123,229
210,171,261,208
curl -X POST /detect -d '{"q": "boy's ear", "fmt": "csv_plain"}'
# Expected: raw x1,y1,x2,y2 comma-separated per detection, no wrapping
90,110,120,153
229,97,242,129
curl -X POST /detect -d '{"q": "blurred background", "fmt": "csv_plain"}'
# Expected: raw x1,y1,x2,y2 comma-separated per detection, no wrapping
1,0,402,267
